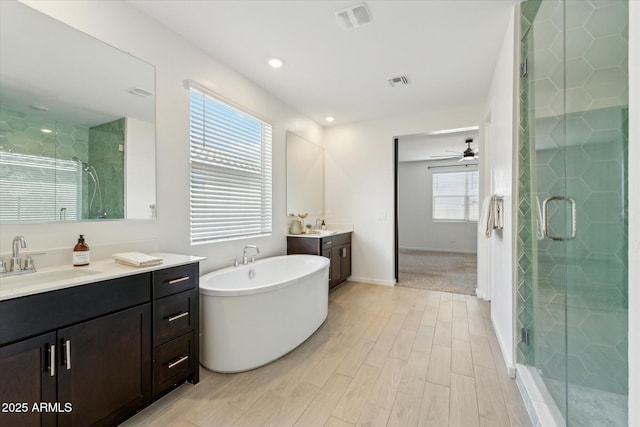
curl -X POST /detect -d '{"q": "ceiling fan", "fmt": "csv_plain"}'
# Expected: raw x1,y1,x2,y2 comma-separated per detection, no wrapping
430,138,479,162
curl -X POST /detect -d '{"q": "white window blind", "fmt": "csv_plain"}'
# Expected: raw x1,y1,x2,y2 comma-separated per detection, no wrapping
432,170,478,222
189,85,272,244
0,151,81,221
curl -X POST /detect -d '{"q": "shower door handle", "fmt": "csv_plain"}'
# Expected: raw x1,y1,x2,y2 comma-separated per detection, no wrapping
542,196,576,241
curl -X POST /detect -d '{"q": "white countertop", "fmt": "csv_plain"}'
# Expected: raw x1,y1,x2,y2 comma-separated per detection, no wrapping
287,230,352,239
0,252,205,302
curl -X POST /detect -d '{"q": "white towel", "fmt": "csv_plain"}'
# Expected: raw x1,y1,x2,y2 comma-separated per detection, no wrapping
113,252,163,267
479,196,492,237
479,195,504,238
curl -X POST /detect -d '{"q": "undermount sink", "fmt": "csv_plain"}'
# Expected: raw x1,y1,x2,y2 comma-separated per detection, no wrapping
0,268,101,288
306,230,336,236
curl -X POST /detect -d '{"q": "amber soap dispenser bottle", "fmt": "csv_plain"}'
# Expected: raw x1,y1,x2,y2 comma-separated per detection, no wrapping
73,234,90,266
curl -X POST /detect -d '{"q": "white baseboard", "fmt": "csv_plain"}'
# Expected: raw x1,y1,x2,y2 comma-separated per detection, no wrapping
347,276,395,286
490,315,516,378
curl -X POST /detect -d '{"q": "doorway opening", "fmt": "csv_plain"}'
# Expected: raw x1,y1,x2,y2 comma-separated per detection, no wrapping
394,127,480,295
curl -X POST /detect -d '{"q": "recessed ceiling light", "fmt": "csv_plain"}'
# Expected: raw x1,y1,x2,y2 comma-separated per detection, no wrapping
29,104,49,111
268,58,283,68
325,116,335,123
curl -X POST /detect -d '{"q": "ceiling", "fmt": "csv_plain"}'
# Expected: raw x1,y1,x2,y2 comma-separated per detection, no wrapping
398,129,480,162
129,0,517,127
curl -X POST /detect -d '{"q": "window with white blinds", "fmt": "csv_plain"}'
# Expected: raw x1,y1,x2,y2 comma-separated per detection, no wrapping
432,170,478,222
189,86,273,244
0,151,81,221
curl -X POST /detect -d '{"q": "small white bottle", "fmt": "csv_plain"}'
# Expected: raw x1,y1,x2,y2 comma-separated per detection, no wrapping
73,234,90,266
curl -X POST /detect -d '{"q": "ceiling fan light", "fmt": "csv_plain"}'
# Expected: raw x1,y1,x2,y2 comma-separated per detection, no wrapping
268,57,283,68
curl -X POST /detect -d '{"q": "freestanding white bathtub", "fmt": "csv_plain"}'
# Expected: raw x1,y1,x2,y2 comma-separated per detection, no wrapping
199,254,329,373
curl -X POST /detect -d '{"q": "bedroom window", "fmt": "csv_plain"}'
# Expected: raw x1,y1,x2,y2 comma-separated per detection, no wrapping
188,84,272,244
432,170,478,222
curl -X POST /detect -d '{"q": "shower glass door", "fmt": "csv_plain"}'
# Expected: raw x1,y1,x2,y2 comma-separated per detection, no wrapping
520,0,628,425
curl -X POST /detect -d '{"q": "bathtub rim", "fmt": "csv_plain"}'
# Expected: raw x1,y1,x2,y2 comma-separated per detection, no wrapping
199,254,329,297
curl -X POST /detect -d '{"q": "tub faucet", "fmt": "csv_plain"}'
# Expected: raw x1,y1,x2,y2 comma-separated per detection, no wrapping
242,245,260,265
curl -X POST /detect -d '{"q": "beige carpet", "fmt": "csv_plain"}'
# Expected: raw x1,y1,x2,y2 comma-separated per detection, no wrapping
398,249,477,295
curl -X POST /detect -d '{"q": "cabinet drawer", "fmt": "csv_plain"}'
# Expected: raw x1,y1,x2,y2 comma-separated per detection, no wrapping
321,232,351,248
152,264,198,299
0,273,150,346
153,331,196,397
153,289,197,346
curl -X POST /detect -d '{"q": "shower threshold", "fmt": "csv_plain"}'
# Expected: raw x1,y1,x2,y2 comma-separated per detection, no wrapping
516,364,564,427
516,364,627,426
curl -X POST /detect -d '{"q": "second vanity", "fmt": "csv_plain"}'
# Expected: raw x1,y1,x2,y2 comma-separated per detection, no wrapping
287,231,352,290
0,253,203,427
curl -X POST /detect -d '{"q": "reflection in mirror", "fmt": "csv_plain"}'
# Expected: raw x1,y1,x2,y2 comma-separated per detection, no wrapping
0,1,156,222
286,131,323,217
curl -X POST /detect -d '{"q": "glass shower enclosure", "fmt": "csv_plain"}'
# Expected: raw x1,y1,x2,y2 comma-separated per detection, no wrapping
516,0,628,425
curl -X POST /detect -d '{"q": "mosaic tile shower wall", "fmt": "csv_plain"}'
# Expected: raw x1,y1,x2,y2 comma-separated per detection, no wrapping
0,108,126,220
517,0,628,409
88,118,125,219
0,107,89,160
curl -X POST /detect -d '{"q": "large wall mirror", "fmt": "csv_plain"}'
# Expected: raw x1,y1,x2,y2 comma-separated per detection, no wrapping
286,131,323,217
0,1,156,222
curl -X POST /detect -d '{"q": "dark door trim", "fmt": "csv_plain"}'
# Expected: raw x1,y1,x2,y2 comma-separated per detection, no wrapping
394,137,399,283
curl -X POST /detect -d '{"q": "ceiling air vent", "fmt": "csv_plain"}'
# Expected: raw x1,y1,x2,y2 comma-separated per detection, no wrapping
335,3,373,30
128,87,154,97
388,75,409,87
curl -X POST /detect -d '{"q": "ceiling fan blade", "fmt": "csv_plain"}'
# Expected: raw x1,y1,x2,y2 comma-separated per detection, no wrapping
431,155,459,160
445,150,462,154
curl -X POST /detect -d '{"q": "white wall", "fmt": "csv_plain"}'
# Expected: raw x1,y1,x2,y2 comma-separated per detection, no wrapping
125,117,156,219
482,5,517,374
398,161,477,253
628,1,639,424
324,104,483,285
0,0,322,274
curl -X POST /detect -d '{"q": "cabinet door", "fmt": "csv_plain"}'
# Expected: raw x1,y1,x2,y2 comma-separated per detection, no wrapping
341,244,352,279
0,332,57,427
57,304,151,427
330,246,342,288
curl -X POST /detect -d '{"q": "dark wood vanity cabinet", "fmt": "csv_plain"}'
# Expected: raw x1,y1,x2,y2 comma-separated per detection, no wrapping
331,243,351,288
151,263,199,398
0,275,151,427
0,262,200,427
0,333,57,427
57,304,151,427
287,232,352,290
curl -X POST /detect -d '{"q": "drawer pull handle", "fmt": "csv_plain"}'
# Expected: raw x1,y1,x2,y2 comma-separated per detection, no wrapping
64,339,71,370
167,311,189,322
167,276,190,285
49,344,56,377
324,241,332,245
168,355,189,369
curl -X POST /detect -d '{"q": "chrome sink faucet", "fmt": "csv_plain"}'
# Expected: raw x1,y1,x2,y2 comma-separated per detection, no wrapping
11,236,26,272
0,236,36,276
242,245,260,265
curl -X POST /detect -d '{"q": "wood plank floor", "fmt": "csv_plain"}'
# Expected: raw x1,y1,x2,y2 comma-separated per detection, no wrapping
122,282,532,427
